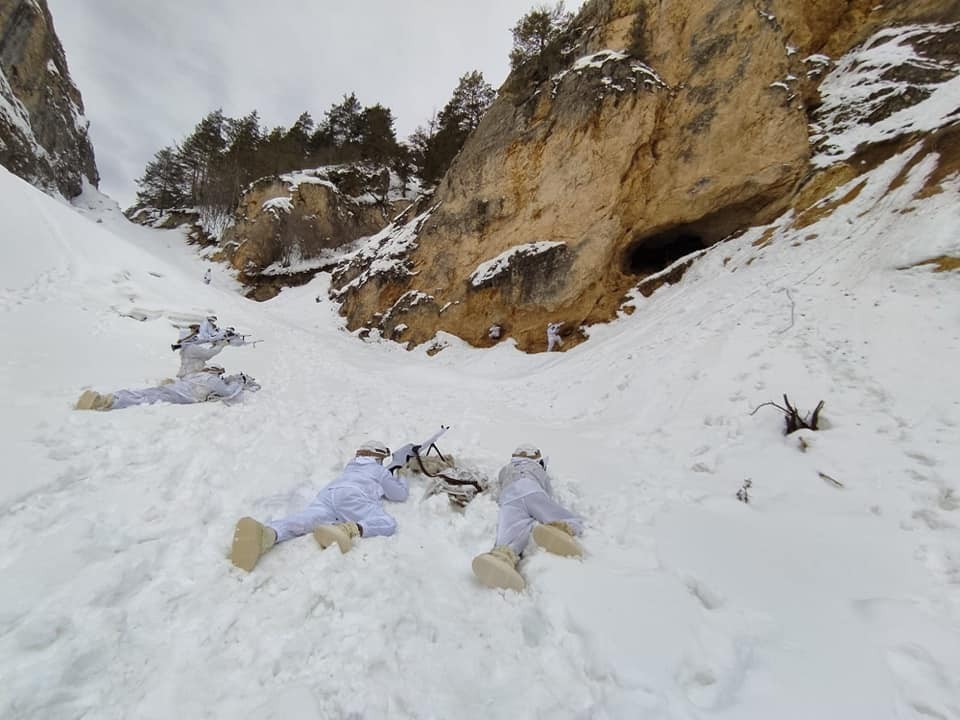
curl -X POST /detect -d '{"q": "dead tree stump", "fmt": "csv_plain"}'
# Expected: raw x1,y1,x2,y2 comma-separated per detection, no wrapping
751,394,825,435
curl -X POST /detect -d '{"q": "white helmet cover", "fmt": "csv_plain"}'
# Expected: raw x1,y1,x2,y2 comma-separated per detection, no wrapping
357,440,390,458
512,443,541,460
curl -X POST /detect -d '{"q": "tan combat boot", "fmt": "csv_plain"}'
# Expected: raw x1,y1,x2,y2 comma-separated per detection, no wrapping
532,521,583,557
230,517,277,572
472,545,525,591
76,390,114,410
313,522,361,553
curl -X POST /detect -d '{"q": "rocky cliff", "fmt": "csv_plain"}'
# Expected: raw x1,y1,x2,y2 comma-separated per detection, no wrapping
219,164,418,299
0,0,98,198
329,0,960,352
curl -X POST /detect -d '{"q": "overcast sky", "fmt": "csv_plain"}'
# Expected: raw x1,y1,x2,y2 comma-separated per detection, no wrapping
47,1,585,209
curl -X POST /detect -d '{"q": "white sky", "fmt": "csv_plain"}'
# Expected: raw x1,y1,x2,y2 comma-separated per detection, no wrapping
46,1,586,209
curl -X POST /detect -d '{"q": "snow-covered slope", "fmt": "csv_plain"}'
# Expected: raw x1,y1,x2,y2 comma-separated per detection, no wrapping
1,131,959,718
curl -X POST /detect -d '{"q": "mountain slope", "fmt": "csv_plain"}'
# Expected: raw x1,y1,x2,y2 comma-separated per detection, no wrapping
0,150,958,718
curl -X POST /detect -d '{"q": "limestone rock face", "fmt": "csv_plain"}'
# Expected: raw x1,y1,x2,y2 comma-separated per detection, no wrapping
330,0,960,352
0,0,98,197
126,206,214,247
221,165,413,284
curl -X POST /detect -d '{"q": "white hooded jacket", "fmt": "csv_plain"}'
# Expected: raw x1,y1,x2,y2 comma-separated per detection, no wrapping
266,455,410,542
497,456,555,503
492,456,582,554
178,340,227,378
198,317,227,343
325,456,409,503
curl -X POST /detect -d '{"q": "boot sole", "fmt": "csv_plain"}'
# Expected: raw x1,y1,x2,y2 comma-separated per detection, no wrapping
472,553,525,591
533,524,583,557
313,526,352,553
76,390,97,410
230,517,268,571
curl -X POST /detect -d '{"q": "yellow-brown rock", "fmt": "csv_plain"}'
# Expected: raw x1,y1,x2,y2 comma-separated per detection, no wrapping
221,165,409,278
331,0,960,352
0,0,99,197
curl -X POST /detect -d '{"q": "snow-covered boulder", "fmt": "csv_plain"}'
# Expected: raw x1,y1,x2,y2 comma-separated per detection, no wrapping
220,163,420,297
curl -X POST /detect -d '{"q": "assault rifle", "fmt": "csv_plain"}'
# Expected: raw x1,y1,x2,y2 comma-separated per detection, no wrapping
226,331,263,348
171,328,262,351
384,426,488,506
387,425,450,473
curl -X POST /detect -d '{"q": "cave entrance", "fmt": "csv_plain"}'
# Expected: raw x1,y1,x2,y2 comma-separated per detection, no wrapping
621,198,766,278
622,230,706,276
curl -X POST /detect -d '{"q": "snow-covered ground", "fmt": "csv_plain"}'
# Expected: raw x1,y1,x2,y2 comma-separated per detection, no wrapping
2,139,958,717
3,21,960,712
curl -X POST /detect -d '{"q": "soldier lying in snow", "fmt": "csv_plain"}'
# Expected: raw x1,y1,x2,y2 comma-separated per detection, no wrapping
75,365,259,411
472,444,583,591
229,439,414,572
228,428,482,572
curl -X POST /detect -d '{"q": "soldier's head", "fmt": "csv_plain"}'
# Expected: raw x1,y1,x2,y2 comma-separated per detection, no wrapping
356,440,390,461
512,444,542,461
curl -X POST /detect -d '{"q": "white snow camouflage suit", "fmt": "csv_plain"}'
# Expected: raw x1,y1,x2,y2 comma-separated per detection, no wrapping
110,371,248,409
494,457,582,554
267,456,409,543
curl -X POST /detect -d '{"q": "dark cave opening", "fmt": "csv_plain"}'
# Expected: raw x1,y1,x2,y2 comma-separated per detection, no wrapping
622,230,706,276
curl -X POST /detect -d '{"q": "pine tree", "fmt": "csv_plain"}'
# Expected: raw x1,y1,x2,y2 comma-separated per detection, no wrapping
416,71,495,185
135,145,188,211
407,122,434,174
258,126,288,176
509,2,572,71
283,112,314,161
359,104,401,163
179,110,227,205
319,93,365,149
448,71,497,132
224,110,262,201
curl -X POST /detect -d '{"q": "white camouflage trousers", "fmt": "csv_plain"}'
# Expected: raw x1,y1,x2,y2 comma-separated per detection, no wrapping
268,487,398,543
495,490,582,554
111,386,195,409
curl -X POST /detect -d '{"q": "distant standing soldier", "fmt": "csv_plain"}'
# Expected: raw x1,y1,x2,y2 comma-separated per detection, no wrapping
546,322,563,352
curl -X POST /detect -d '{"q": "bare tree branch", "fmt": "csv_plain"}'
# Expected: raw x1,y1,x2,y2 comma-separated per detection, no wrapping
750,401,788,416
752,394,826,434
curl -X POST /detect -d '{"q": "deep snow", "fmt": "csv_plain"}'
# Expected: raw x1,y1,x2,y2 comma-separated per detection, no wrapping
2,27,960,717
1,142,958,717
